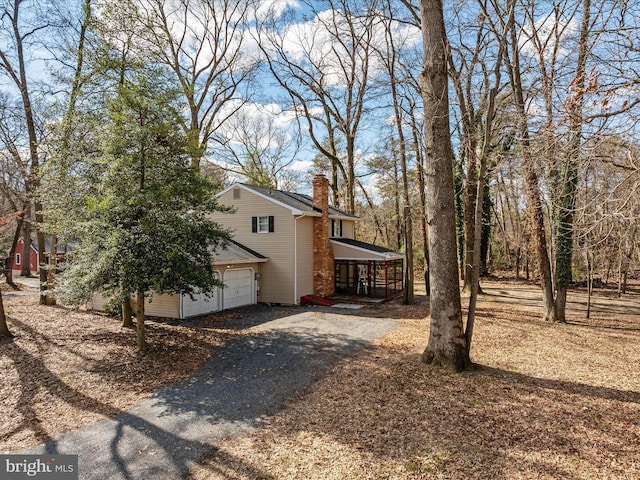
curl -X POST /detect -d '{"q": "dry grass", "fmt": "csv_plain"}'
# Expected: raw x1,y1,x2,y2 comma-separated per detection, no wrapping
1,279,639,479
186,280,640,480
0,295,247,453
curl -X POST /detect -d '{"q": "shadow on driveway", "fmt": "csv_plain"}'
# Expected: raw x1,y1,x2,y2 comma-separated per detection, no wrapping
26,310,397,480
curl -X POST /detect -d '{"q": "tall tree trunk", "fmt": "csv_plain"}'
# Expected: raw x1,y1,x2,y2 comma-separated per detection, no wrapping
36,222,47,305
465,0,512,350
136,291,146,352
506,12,556,321
6,211,24,287
20,217,31,277
555,0,590,323
419,0,469,370
46,235,57,306
391,84,414,304
404,206,415,305
619,226,636,296
411,112,430,294
0,289,13,339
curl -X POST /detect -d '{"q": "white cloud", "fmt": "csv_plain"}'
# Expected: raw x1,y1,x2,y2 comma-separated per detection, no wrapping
519,13,579,61
254,0,301,21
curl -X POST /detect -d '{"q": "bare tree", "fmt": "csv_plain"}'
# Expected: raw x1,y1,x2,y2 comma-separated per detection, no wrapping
419,0,469,370
256,0,379,213
129,0,259,172
0,0,51,304
216,103,302,189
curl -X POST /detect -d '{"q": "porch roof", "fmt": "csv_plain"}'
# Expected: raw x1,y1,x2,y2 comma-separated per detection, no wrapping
330,238,404,261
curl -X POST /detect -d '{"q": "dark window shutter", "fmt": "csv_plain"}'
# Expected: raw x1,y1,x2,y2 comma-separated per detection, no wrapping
251,216,257,233
268,216,275,232
339,220,343,237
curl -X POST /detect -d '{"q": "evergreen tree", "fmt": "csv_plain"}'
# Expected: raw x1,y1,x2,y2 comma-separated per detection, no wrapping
56,71,230,351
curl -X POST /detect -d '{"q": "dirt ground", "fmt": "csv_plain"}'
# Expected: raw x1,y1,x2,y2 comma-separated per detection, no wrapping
1,279,639,479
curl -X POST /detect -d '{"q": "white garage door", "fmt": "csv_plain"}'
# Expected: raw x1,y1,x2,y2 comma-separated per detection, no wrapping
180,272,222,318
223,268,255,310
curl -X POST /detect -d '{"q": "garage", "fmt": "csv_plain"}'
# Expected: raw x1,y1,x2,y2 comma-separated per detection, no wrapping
179,240,267,318
222,268,255,310
180,272,222,318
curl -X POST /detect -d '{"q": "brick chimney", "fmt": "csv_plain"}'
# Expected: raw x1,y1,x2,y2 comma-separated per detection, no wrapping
312,174,335,297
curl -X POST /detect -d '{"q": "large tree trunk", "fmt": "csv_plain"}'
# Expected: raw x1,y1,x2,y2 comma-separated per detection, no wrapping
0,289,13,339
20,218,31,277
122,298,133,328
419,0,469,370
136,291,146,352
506,12,556,321
555,0,590,322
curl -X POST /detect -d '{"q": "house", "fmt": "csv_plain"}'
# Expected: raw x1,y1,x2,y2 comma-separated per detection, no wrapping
87,239,267,318
88,174,403,319
210,174,404,306
10,237,68,275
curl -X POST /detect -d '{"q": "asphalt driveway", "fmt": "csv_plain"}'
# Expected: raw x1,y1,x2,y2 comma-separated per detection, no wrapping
26,308,397,480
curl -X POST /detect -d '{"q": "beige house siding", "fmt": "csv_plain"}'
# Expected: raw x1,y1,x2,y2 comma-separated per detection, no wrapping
212,187,297,304
340,220,356,239
145,293,181,318
87,293,109,312
89,292,181,318
295,215,315,301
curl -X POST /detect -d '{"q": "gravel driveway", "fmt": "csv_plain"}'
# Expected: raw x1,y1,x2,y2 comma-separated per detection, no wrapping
26,308,397,480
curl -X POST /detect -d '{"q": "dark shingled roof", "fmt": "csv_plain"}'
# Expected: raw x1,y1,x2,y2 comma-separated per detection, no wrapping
241,183,359,219
330,238,404,257
212,239,268,264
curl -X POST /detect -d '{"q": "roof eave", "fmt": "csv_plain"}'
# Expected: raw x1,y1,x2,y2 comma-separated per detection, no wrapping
213,258,269,266
330,239,404,260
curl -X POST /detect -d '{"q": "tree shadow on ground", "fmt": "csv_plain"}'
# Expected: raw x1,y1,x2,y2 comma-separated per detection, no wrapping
1,330,293,480
248,343,638,479
3,308,390,480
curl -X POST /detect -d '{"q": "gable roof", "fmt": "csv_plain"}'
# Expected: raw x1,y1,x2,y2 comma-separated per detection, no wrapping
219,183,359,220
213,239,268,265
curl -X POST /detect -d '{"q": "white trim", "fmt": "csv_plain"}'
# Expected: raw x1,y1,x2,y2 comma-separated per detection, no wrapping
213,258,267,266
329,214,360,222
15,252,21,265
333,257,402,262
330,239,404,260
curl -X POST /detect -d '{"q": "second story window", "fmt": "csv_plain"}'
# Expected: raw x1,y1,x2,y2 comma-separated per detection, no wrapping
331,219,343,237
252,216,275,233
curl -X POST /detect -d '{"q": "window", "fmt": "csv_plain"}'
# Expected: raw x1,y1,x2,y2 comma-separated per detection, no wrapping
15,253,21,265
331,219,343,237
258,216,269,233
252,216,274,233
233,188,241,199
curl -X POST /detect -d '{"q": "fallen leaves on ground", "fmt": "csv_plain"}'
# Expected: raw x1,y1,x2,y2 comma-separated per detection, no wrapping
186,280,640,480
0,296,245,453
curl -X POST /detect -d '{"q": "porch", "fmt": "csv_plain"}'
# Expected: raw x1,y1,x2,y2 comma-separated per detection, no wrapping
330,238,404,299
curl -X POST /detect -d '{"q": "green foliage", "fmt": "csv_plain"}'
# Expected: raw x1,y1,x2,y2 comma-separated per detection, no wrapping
52,70,231,306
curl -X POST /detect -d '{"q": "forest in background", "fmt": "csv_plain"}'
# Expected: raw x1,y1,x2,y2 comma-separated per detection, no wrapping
0,0,638,330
